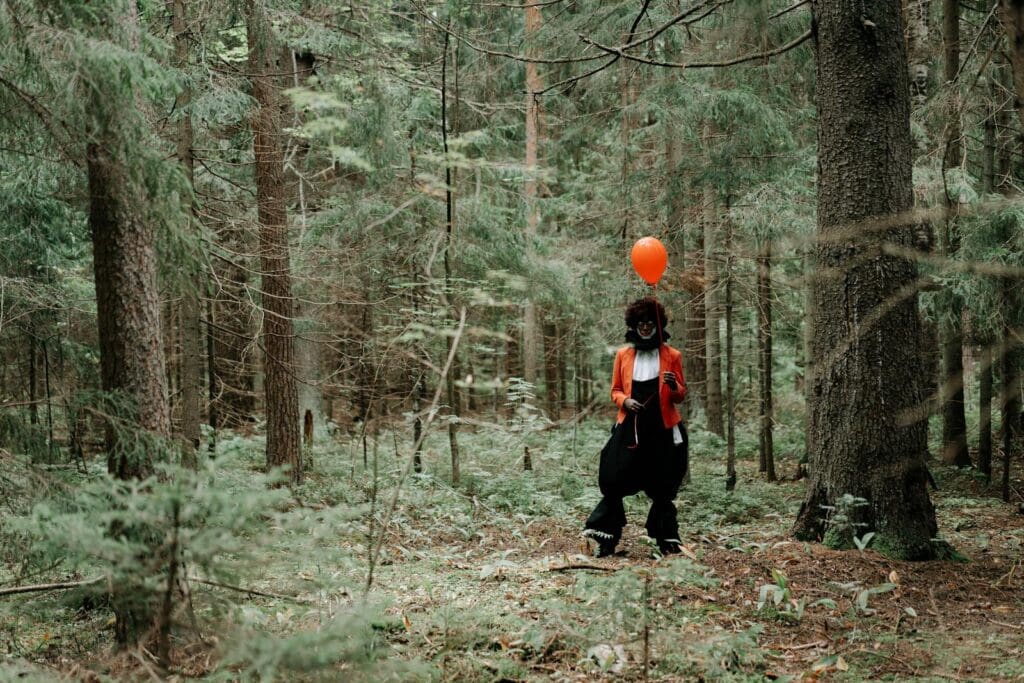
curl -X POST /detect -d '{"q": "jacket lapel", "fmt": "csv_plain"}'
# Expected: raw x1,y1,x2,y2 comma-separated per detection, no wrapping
623,347,636,400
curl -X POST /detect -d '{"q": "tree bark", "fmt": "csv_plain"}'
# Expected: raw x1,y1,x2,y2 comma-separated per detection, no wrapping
758,240,776,481
977,92,996,482
906,0,931,109
1001,0,1024,129
793,0,939,559
88,99,171,474
85,0,172,648
27,329,38,426
979,345,993,481
1000,279,1018,503
939,0,971,467
724,218,736,491
543,318,559,418
996,69,1019,503
522,2,543,390
211,256,256,428
687,221,707,410
247,0,301,484
703,182,724,437
442,28,461,485
172,0,202,467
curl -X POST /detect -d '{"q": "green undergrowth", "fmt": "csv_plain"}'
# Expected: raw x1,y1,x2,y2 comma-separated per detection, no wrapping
4,414,1011,681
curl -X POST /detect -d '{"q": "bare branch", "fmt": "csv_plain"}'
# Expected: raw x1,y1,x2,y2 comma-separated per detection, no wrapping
0,577,103,598
580,28,813,69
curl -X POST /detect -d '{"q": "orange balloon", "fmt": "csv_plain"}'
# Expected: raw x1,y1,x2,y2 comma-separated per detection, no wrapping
630,237,668,285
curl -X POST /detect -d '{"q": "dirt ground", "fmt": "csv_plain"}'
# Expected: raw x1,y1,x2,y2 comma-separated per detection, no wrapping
377,464,1024,681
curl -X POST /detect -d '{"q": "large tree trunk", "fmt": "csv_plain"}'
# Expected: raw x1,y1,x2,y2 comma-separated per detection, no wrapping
172,0,202,467
88,41,170,480
793,0,940,559
247,0,301,484
85,0,172,648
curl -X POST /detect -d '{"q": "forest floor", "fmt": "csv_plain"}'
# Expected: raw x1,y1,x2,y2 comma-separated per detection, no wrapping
2,421,1024,681
363,454,1024,682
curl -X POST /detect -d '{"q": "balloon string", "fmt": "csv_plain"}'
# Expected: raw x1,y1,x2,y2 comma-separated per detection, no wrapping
652,284,663,346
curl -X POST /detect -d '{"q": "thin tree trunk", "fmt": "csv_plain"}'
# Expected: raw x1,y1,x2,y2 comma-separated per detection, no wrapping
1001,0,1024,130
758,240,776,481
687,220,707,410
557,324,567,412
27,329,38,425
172,0,201,466
802,246,814,468
211,254,256,427
206,291,217,452
247,0,301,483
42,339,54,459
979,345,993,481
906,0,940,458
442,27,460,485
977,90,996,482
543,318,558,418
996,65,1018,503
1001,279,1017,503
619,44,635,240
522,2,543,389
724,218,735,491
703,181,723,436
906,0,931,109
940,0,970,467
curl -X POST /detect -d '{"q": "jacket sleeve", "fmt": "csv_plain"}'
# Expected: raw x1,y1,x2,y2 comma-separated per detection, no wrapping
611,349,628,408
669,350,686,404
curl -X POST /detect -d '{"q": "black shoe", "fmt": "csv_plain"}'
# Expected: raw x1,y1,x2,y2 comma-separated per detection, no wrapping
583,529,618,558
656,539,681,556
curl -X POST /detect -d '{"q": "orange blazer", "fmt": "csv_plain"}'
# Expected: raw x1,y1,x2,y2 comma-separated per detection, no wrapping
611,345,687,429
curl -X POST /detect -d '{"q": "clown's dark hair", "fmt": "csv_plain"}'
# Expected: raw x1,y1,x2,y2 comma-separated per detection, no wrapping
624,297,668,329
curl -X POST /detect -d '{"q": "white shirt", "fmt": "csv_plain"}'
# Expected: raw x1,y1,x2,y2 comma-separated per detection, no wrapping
631,346,684,445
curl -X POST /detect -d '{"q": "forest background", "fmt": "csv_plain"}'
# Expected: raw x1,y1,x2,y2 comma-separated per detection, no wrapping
2,0,1024,680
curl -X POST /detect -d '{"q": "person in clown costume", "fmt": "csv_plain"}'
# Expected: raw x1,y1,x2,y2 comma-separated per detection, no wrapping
583,296,688,557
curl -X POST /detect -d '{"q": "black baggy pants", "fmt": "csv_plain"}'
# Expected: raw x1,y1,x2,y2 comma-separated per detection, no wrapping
584,418,688,546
